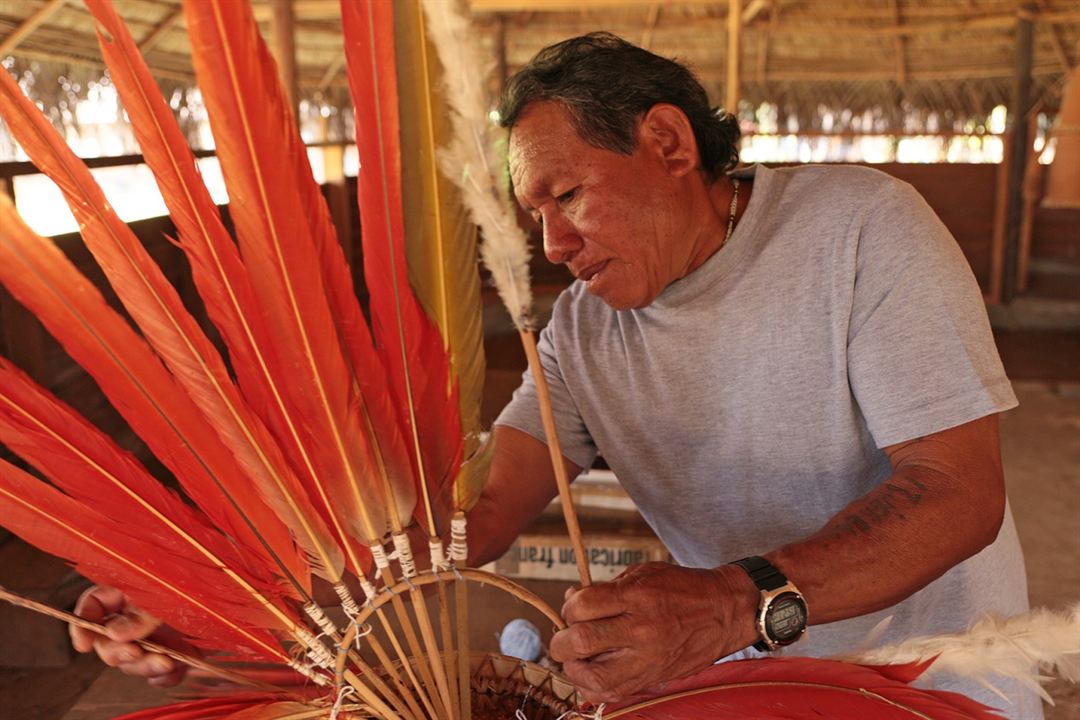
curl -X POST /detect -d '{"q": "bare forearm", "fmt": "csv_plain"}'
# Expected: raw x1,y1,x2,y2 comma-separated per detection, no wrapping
768,414,1006,626
465,425,578,567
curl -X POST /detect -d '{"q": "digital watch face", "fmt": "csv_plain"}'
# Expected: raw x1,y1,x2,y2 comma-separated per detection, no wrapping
765,593,807,643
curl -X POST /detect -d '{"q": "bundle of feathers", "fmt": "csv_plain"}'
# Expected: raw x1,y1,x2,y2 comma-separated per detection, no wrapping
0,0,1076,718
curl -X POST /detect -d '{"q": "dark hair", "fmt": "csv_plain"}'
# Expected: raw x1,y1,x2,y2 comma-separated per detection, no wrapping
498,32,740,180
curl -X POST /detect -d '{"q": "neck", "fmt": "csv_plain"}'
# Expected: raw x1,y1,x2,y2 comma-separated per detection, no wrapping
681,175,745,275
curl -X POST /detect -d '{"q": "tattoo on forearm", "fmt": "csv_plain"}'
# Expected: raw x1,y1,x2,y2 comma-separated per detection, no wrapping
840,476,931,536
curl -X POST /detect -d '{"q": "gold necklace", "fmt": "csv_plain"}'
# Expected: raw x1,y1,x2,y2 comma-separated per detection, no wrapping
722,177,740,248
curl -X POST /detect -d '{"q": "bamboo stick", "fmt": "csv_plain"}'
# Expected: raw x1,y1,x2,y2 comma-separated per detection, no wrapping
520,328,592,587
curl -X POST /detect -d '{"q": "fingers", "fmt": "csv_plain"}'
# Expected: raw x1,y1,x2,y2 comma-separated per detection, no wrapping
71,586,188,688
70,585,149,652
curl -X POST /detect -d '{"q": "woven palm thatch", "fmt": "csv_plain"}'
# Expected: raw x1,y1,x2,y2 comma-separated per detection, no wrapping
1,0,1077,139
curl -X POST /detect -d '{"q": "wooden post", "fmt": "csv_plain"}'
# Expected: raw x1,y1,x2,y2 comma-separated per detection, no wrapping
1002,6,1034,302
726,0,742,112
270,0,299,118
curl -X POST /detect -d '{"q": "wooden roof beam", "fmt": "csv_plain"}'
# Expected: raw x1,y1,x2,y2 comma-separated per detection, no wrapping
742,0,770,25
0,0,67,56
1035,0,1074,71
138,6,183,53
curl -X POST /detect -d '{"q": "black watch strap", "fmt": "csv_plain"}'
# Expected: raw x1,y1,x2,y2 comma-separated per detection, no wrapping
732,555,789,592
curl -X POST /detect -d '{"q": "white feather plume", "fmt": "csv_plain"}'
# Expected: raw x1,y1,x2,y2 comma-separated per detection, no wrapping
421,0,534,330
836,603,1080,704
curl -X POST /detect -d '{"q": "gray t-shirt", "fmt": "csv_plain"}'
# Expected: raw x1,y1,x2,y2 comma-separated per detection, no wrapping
497,164,1040,718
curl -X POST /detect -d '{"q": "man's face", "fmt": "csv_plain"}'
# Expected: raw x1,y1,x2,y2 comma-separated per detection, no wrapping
508,101,688,310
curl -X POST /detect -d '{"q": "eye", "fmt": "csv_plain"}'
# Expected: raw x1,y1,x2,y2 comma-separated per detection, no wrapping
556,188,577,204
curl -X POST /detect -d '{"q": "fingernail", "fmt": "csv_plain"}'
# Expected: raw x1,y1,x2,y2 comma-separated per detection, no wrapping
148,657,173,674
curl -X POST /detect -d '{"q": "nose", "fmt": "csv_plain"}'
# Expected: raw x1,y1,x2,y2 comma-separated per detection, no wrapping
542,212,582,265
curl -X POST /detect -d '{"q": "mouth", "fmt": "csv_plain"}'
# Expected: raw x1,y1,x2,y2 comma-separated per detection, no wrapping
576,260,610,283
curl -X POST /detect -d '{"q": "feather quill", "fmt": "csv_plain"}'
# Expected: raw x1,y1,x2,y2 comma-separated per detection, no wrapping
82,0,345,591
837,604,1080,704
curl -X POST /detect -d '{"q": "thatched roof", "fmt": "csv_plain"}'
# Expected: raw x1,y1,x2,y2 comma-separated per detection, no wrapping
1,0,1078,135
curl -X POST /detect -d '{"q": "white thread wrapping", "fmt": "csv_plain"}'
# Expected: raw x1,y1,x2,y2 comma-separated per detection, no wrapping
294,626,334,668
358,575,378,600
288,659,331,687
370,542,391,570
303,602,338,637
450,515,468,563
334,583,362,617
429,538,449,571
392,533,418,578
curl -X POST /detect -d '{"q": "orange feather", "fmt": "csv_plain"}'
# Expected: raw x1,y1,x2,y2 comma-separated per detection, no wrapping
83,0,346,591
0,189,296,586
342,0,465,536
182,0,406,566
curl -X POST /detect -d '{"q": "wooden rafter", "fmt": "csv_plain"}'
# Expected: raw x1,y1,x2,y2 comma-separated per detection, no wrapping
318,56,346,93
0,0,67,56
138,6,183,53
1035,0,1074,71
741,0,770,25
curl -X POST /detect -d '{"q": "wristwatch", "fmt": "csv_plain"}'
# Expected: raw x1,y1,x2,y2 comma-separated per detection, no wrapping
731,556,808,652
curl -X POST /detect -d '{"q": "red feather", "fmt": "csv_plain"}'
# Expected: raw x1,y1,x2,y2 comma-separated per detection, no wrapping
0,356,262,582
607,657,1003,719
341,0,465,534
0,181,292,585
0,458,289,661
182,0,402,566
83,0,347,592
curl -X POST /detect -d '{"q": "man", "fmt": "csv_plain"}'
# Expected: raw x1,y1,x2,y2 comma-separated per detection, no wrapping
76,32,1038,717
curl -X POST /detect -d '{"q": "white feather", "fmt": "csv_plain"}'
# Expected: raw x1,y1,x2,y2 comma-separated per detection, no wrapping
421,0,534,330
835,603,1080,704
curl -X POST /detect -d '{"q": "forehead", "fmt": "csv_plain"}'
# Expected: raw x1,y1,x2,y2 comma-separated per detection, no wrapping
507,102,592,195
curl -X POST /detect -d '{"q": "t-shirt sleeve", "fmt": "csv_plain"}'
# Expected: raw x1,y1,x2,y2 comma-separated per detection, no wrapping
493,301,599,471
846,180,1017,448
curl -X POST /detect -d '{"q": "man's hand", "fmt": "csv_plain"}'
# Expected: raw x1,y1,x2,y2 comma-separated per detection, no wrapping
549,562,760,703
70,586,193,687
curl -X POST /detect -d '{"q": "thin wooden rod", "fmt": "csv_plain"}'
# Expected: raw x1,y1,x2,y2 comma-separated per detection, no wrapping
519,328,591,587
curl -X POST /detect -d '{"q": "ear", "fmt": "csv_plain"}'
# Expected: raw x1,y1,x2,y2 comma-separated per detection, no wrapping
638,104,700,178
